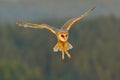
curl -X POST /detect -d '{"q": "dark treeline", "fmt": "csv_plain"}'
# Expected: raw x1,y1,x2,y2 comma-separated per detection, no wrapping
0,15,120,80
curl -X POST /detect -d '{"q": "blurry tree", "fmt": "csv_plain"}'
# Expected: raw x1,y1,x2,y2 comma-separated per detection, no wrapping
0,15,120,80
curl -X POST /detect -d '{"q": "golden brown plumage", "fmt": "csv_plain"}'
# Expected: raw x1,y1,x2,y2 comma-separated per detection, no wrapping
16,7,95,60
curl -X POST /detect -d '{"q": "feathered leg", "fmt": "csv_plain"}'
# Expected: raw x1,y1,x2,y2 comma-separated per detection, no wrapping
61,50,65,60
65,50,71,59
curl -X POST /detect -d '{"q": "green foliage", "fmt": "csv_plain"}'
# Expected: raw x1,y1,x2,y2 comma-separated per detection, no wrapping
0,61,43,80
0,15,120,80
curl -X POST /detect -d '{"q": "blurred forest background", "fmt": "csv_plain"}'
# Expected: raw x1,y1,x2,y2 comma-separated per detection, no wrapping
0,15,120,80
0,0,120,80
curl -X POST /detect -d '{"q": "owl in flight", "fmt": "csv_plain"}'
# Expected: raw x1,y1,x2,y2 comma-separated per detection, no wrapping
16,7,95,60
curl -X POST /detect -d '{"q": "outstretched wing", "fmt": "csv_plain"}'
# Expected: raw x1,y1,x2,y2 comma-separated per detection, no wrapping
60,7,95,31
16,22,59,34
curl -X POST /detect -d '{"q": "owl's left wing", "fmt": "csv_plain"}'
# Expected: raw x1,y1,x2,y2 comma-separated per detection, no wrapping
16,22,59,34
60,7,95,31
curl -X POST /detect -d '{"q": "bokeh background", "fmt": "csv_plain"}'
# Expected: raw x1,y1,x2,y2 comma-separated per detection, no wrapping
0,0,120,80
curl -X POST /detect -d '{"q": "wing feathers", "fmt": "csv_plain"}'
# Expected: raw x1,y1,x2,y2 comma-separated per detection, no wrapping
60,7,95,31
16,22,58,34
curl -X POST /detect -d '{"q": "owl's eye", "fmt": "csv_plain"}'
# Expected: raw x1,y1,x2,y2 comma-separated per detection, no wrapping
61,35,64,37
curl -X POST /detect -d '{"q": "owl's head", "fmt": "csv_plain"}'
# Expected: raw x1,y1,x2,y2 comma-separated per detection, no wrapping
57,32,69,42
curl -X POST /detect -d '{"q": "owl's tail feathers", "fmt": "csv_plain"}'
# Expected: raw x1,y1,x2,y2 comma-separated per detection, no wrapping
67,42,73,50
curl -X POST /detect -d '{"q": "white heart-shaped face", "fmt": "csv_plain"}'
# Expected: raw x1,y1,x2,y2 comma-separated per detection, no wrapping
58,32,68,42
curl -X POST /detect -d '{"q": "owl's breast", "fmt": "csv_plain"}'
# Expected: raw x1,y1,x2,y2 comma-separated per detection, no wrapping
57,41,67,50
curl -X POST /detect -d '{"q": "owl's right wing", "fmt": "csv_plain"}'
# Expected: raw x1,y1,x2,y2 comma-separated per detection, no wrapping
16,22,59,34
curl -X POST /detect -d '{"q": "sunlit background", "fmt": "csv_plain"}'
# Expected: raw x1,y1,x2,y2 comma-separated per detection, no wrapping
0,0,120,80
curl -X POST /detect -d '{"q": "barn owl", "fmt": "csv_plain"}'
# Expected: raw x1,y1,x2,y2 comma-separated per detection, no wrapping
16,7,95,60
